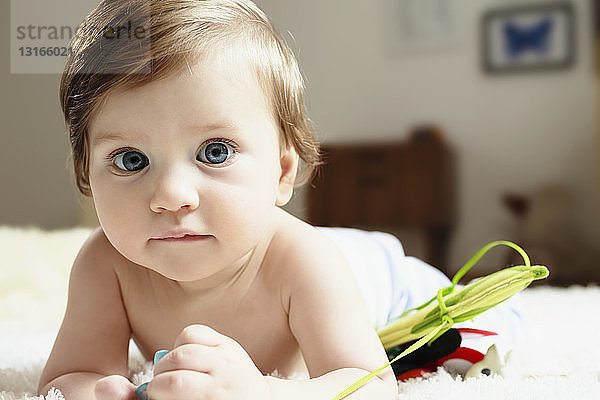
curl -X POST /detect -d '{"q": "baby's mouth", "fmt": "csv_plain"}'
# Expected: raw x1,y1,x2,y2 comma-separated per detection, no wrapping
155,234,211,242
150,229,214,242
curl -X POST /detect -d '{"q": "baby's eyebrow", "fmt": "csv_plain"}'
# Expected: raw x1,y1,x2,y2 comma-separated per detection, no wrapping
91,122,237,146
92,132,133,146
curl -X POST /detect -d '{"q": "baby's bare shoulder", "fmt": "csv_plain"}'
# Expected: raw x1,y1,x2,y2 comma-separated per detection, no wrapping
265,213,391,379
67,226,132,321
265,211,350,306
267,210,344,268
78,227,138,277
82,226,123,262
38,227,132,389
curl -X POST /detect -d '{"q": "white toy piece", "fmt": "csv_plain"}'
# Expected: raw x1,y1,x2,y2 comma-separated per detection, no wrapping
465,344,512,379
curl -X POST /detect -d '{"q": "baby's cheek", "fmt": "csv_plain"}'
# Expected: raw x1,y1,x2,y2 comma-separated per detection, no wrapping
225,183,277,239
93,200,148,264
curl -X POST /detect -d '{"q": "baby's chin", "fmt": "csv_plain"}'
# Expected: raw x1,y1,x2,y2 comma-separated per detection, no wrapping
144,262,223,282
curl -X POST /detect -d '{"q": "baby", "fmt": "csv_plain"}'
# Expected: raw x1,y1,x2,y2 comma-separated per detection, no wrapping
38,1,524,399
38,1,400,399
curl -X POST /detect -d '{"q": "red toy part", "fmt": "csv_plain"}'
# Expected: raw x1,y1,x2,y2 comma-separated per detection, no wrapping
396,368,435,381
422,347,486,377
456,328,498,341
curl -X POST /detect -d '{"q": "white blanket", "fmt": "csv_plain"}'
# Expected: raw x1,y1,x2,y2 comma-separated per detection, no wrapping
1,226,599,399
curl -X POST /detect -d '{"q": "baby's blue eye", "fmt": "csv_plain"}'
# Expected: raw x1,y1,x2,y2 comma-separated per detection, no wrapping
113,151,148,172
197,141,234,165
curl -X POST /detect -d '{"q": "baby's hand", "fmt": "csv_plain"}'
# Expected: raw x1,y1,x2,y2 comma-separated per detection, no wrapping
95,374,137,400
147,325,272,400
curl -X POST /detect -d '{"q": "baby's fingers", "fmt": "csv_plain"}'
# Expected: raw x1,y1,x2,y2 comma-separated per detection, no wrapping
174,324,224,348
95,375,137,400
153,344,222,376
147,370,215,400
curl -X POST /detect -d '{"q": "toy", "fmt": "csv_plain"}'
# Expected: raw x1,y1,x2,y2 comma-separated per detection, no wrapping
332,240,549,400
465,344,511,379
388,328,498,381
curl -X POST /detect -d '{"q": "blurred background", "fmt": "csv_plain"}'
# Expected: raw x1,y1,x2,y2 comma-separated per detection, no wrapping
1,0,599,284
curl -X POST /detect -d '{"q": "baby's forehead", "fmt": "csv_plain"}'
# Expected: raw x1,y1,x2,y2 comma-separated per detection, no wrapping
89,55,281,144
105,48,269,108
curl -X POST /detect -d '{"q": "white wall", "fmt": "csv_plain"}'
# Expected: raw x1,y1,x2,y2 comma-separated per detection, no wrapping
257,0,600,271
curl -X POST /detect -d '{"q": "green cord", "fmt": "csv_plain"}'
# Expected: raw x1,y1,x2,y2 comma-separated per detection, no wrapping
452,240,531,285
401,240,531,319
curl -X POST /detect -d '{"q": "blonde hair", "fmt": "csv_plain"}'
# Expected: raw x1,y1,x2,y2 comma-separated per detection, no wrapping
61,0,321,197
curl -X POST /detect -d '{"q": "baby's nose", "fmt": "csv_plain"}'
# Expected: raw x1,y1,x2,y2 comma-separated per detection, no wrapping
149,168,200,213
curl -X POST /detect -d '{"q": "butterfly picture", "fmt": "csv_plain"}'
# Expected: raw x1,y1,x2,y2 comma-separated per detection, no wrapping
503,16,554,60
481,3,574,73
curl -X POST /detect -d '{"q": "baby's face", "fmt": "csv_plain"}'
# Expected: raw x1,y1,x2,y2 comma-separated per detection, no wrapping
88,54,285,282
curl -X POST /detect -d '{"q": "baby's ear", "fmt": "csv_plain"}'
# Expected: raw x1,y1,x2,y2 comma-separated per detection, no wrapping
275,145,299,206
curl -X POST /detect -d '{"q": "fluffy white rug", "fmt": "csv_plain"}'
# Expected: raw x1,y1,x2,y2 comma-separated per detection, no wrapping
1,226,599,399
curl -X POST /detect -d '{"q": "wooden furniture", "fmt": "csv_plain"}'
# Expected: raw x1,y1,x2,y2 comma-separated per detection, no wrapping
306,130,456,274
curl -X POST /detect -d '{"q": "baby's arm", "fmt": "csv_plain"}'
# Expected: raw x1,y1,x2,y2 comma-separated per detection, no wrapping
268,228,398,399
38,228,134,399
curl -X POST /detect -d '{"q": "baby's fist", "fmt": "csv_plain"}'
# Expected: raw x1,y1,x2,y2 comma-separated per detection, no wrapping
148,324,272,400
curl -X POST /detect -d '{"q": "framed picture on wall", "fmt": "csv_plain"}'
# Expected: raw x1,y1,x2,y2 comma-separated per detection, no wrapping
481,2,575,74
